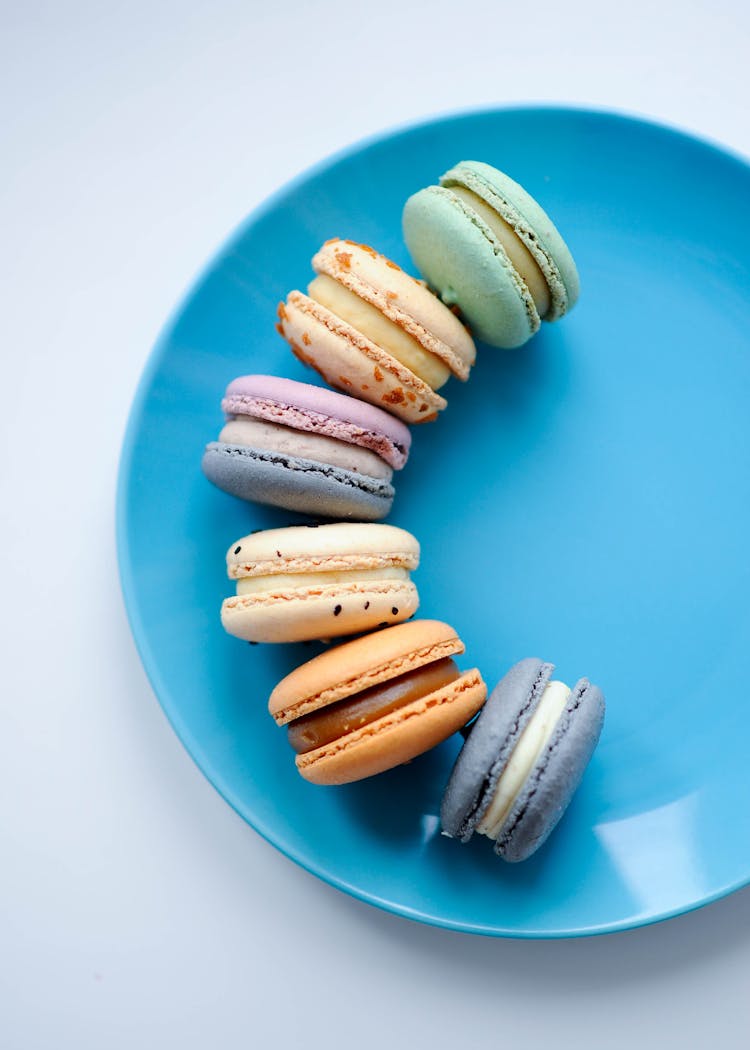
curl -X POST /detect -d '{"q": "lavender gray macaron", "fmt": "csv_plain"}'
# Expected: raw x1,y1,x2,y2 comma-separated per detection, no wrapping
441,657,605,862
202,375,412,521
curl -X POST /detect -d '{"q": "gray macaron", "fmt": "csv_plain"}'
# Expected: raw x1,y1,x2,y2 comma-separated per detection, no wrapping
201,444,394,521
441,657,605,862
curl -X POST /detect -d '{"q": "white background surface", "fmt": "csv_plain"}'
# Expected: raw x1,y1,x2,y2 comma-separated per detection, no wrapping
3,2,750,1046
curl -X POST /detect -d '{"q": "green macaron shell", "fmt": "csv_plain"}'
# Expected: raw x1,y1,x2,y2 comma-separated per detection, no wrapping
441,160,580,321
403,185,540,348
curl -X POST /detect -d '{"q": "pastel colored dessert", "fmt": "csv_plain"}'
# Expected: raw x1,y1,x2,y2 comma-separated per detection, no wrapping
276,238,476,423
201,375,411,520
402,161,580,349
441,658,604,862
221,523,420,643
269,620,487,784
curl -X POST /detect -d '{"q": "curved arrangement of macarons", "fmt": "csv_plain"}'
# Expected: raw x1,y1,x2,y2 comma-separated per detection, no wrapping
201,159,602,863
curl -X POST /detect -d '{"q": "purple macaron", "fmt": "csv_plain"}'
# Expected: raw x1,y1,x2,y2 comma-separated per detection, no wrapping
202,375,412,520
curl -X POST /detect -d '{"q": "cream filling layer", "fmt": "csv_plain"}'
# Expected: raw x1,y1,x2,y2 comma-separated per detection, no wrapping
449,186,551,318
236,566,409,596
219,417,392,480
477,680,571,839
308,274,450,390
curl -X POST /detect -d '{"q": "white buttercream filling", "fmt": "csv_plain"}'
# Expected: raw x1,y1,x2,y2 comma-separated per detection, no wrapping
477,680,571,839
236,566,409,596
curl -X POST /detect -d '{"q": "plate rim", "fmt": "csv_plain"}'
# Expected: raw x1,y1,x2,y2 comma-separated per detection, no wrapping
116,103,750,938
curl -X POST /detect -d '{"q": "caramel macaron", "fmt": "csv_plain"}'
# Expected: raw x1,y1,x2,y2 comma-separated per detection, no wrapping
269,619,487,784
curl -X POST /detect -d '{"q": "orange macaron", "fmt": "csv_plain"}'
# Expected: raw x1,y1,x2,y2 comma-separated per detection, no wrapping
268,619,487,785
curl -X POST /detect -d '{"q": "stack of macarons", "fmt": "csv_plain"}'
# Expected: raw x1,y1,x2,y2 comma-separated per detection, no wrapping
200,159,604,863
202,375,411,520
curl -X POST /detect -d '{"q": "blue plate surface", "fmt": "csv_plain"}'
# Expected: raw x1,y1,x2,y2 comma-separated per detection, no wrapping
117,107,750,937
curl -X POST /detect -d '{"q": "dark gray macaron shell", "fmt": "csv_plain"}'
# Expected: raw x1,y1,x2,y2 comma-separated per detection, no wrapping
496,676,605,862
441,658,552,841
440,658,605,862
201,443,394,521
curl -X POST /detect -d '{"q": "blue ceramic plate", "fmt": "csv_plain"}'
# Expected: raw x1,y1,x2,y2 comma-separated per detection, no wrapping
117,107,750,937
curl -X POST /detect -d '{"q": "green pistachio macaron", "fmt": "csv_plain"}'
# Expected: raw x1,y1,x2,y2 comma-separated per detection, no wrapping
402,160,580,348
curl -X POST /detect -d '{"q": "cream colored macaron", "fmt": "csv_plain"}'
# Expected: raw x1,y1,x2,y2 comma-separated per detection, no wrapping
276,239,476,423
221,522,420,643
269,619,487,784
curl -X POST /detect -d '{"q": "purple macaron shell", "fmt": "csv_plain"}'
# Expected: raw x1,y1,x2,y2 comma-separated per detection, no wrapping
221,375,411,469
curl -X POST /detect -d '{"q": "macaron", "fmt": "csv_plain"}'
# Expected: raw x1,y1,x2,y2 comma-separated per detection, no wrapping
221,522,420,643
202,375,412,520
276,238,476,423
441,657,604,862
269,620,487,784
402,161,580,348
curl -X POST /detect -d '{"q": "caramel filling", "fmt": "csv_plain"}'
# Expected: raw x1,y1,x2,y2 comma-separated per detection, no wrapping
449,186,550,317
308,274,450,389
287,657,461,754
